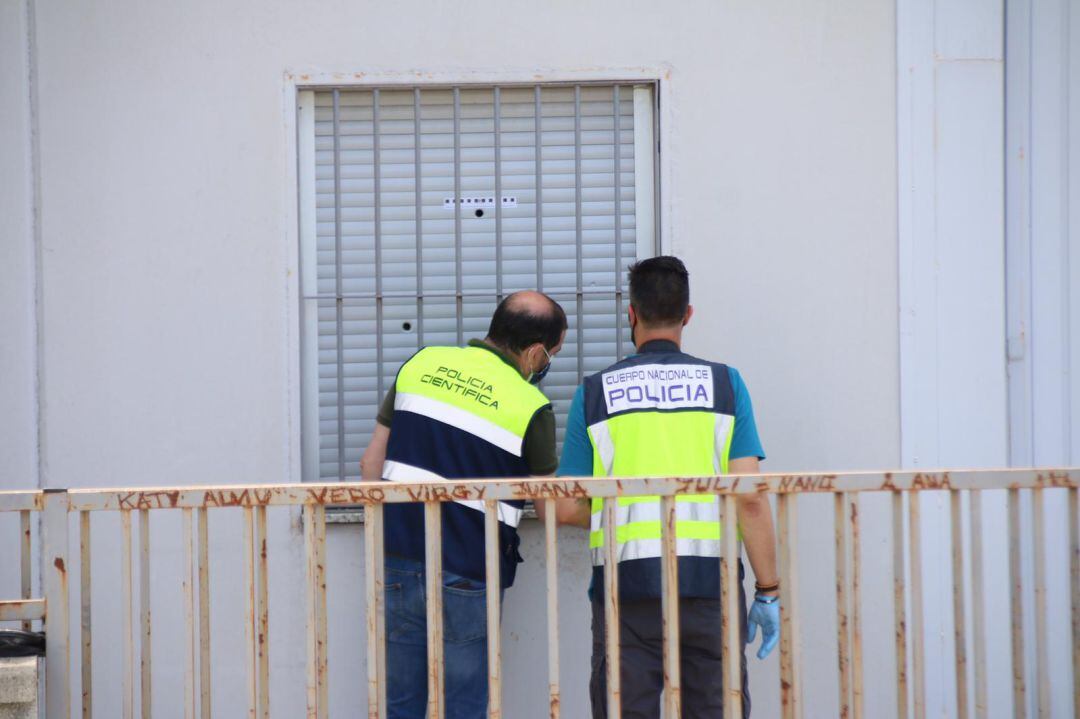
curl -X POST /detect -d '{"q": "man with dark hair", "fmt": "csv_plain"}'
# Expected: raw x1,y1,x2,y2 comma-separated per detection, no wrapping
554,256,779,718
360,290,566,719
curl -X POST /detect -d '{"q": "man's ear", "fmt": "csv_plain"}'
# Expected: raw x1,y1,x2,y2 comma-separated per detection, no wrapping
527,342,545,370
683,305,694,327
628,305,638,326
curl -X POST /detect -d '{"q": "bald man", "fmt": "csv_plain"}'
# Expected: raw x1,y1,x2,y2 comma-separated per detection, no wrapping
360,291,567,719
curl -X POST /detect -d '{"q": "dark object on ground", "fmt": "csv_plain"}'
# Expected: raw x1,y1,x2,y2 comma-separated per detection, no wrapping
0,630,45,657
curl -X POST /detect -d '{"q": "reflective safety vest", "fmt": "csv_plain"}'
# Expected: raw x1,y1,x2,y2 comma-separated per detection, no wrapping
383,343,551,588
584,341,736,577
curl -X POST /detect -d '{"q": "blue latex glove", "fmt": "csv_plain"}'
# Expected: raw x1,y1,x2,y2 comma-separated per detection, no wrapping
746,596,780,659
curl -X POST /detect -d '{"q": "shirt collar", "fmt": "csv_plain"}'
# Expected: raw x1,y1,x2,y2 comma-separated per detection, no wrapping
637,339,680,354
468,338,523,373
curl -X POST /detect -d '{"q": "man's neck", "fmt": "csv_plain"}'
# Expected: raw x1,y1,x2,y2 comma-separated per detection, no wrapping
479,338,527,377
634,327,682,351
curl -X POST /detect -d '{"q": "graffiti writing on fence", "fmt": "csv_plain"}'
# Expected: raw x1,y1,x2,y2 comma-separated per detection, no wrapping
879,472,951,491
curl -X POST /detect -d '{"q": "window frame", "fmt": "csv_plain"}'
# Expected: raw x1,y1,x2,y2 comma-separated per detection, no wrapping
285,71,668,486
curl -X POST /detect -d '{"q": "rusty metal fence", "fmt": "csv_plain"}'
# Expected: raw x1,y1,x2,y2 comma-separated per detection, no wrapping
1,468,1078,718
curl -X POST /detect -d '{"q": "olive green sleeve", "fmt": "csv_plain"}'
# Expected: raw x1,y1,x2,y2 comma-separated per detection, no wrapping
376,386,396,428
522,406,558,475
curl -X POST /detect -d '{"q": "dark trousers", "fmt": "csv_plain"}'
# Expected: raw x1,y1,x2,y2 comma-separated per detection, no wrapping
589,592,750,719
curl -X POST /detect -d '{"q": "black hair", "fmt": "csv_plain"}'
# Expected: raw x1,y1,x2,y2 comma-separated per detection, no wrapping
486,293,568,354
628,255,690,325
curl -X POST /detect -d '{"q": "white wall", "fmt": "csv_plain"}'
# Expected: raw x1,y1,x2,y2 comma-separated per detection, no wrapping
0,0,38,494
0,0,42,636
2,0,901,716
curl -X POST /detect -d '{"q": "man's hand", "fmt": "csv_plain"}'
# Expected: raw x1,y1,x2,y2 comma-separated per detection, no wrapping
360,424,390,480
746,595,780,659
557,497,590,527
728,456,780,660
535,496,591,528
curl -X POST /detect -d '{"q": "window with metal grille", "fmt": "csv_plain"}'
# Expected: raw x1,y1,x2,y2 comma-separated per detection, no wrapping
297,83,659,483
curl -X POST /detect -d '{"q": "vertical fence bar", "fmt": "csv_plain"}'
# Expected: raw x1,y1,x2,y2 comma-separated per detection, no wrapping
543,499,560,719
452,87,463,346
659,495,680,719
80,511,92,719
140,509,152,719
892,492,908,719
908,493,925,719
494,87,503,303
1071,487,1079,719
198,507,212,719
950,491,968,719
365,503,387,719
425,502,446,718
243,507,257,719
256,506,269,719
301,504,329,718
721,495,742,719
777,493,801,719
376,506,388,718
413,88,425,347
183,509,197,719
484,501,502,718
122,510,135,719
316,506,329,719
849,495,864,719
1008,488,1027,719
835,493,851,719
970,491,988,718
305,505,319,719
20,510,31,632
1032,489,1049,718
332,88,345,483
602,498,621,718
43,490,71,719
613,85,624,361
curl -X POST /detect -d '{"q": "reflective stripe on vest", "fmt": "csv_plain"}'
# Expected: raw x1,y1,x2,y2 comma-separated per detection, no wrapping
383,459,524,528
585,359,735,566
394,391,524,457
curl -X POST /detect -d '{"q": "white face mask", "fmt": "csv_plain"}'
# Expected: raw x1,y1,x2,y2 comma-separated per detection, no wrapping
529,346,552,385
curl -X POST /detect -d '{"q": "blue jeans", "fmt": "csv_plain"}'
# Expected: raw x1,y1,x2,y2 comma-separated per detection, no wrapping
385,556,497,719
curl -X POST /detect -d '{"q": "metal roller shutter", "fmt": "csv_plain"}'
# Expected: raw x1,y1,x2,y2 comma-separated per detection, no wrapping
299,83,658,482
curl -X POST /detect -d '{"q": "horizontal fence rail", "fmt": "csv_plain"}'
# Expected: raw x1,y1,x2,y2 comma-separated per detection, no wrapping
0,469,1077,718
